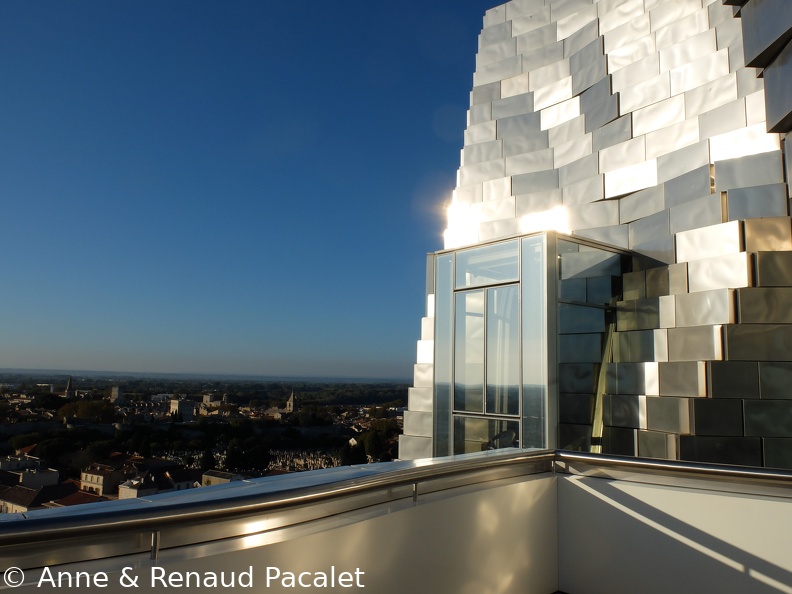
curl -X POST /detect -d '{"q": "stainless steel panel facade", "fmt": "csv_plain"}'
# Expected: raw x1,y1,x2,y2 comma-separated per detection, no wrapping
675,289,734,328
669,194,725,235
676,220,743,263
687,252,752,292
709,361,760,399
728,186,789,224
605,394,647,429
756,251,792,287
638,430,677,459
737,288,792,324
680,435,762,466
646,396,691,434
692,399,744,436
657,139,710,184
668,325,723,361
762,35,792,132
684,72,738,118
713,150,784,192
409,0,792,465
663,165,712,210
744,400,792,437
658,361,707,397
619,185,665,224
739,0,792,68
725,324,792,361
759,362,792,399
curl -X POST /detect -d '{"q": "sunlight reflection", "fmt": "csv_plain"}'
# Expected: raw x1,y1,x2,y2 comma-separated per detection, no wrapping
519,205,570,235
444,202,480,249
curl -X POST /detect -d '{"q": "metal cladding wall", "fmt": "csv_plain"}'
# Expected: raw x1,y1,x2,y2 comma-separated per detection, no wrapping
400,0,792,468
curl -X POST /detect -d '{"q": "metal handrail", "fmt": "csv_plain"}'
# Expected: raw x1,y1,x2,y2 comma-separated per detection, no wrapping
0,449,555,547
555,450,792,484
2,449,791,550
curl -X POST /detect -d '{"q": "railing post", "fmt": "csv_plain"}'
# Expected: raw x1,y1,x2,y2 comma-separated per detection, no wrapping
150,530,160,561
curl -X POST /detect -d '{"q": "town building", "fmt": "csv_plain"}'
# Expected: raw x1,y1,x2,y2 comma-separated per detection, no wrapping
400,0,792,468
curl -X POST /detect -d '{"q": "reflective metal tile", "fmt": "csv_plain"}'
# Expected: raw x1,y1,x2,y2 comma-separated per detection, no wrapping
759,362,792,399
515,21,557,54
669,194,725,235
604,159,659,198
633,235,676,265
562,174,604,206
632,95,687,137
564,18,600,57
659,28,717,73
654,7,710,50
479,20,513,48
559,152,599,186
496,111,543,140
628,209,670,247
619,184,665,224
646,396,691,434
505,147,555,176
511,6,551,37
738,288,792,324
566,200,619,230
657,139,711,184
540,96,581,130
592,115,633,153
611,53,661,93
658,360,707,397
692,399,743,436
683,71,738,119
664,164,712,210
743,216,792,251
474,55,523,87
462,140,503,166
465,121,497,145
556,4,598,40
713,150,784,192
572,225,630,249
471,82,502,106
674,288,734,328
756,251,792,287
619,72,671,114
512,169,560,195
687,252,752,292
477,38,517,69
649,0,701,33
709,360,760,399
492,92,534,120
699,98,747,139
516,188,563,216
638,430,677,459
675,220,742,262
669,48,730,95
599,136,646,174
724,324,792,361
744,401,792,438
709,123,781,163
603,12,651,53
645,117,700,161
668,325,723,361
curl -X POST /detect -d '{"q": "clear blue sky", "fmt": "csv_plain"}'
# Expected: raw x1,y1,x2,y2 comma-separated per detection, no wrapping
0,1,496,380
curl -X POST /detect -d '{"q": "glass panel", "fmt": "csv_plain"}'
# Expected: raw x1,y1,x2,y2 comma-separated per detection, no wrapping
522,235,548,448
453,416,519,454
486,285,520,415
455,240,519,289
433,253,454,457
454,290,484,412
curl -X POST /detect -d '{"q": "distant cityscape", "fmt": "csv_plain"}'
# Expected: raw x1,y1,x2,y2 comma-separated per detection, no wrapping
0,371,406,513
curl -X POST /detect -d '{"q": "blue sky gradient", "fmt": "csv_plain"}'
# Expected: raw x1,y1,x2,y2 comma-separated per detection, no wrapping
0,1,496,380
